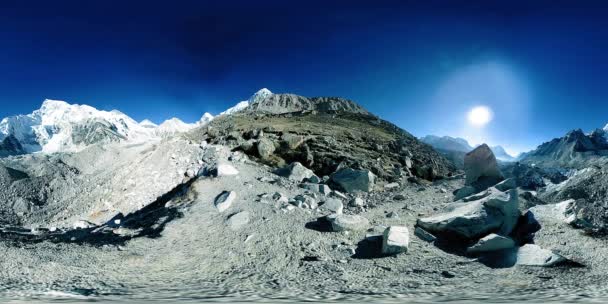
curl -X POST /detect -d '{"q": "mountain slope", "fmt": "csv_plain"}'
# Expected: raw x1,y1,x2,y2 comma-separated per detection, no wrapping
520,128,608,168
192,90,456,182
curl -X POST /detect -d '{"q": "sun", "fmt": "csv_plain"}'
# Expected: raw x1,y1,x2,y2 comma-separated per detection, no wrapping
467,106,493,127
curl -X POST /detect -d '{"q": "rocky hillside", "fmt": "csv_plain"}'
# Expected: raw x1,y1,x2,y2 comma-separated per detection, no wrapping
520,128,608,169
191,92,457,183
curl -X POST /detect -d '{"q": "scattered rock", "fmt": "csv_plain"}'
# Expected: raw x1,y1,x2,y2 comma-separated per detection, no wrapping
281,133,304,150
349,197,365,207
331,168,375,193
323,198,344,214
382,226,410,255
327,214,370,232
464,144,503,187
453,186,477,201
495,178,517,192
300,183,331,195
393,194,406,201
228,211,250,230
212,163,239,177
414,227,436,242
274,162,317,182
417,188,520,240
441,270,456,278
515,244,567,267
257,138,276,160
467,233,515,253
387,211,399,218
384,182,400,190
215,191,237,213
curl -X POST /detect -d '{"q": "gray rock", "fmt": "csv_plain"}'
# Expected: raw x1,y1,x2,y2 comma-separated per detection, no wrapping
387,211,399,218
215,191,237,213
417,188,520,240
495,178,517,192
305,175,321,184
323,198,344,214
256,138,276,159
393,194,406,201
384,182,400,190
414,227,436,242
467,233,515,253
281,133,304,150
274,162,317,182
331,168,375,193
300,183,331,195
228,211,250,230
382,226,410,255
211,163,239,177
327,214,370,232
515,244,567,267
453,186,477,201
464,144,503,186
349,197,365,207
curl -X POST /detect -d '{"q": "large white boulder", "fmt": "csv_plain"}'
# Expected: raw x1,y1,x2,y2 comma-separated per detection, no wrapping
382,226,410,255
417,188,520,240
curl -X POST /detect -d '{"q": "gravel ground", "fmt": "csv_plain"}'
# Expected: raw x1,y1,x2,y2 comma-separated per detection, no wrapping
0,146,606,303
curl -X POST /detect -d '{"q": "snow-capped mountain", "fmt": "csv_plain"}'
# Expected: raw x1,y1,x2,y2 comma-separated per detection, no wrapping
219,88,273,116
0,88,272,157
0,99,154,155
0,100,219,157
139,119,158,129
520,128,608,168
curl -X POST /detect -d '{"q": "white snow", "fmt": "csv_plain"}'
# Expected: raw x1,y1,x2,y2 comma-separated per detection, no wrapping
0,88,272,156
219,88,273,116
198,112,214,125
139,119,158,128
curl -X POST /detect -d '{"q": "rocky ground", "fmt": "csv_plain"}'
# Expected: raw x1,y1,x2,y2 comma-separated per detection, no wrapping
0,93,607,303
0,142,606,303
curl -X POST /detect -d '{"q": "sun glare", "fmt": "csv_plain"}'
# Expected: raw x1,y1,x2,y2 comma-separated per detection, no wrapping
467,106,493,127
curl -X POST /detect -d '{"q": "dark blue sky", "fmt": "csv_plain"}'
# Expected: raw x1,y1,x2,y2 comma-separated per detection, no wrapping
1,0,607,153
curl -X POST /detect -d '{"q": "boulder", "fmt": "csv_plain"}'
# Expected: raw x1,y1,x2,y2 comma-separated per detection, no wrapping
257,138,276,159
227,211,250,230
327,214,370,232
464,144,503,186
417,188,520,240
215,191,237,213
453,186,476,201
515,244,567,267
274,162,317,182
382,226,410,255
495,178,517,192
467,233,515,253
211,163,239,177
414,227,436,242
281,133,304,150
323,198,344,214
349,197,365,207
300,183,331,195
331,168,375,193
